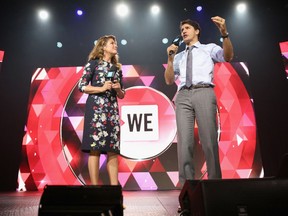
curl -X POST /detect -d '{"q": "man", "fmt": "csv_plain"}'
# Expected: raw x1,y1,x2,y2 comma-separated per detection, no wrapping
164,16,234,186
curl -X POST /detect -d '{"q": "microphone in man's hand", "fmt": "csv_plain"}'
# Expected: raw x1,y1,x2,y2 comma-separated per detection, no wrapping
169,35,183,56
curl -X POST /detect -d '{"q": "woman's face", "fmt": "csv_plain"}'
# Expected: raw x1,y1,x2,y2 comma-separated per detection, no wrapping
103,38,118,56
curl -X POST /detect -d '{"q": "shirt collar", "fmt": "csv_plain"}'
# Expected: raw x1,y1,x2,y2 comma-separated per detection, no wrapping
185,41,201,50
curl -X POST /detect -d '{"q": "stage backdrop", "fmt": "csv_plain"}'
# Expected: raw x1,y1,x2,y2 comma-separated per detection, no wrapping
19,62,261,191
0,50,4,72
279,41,288,79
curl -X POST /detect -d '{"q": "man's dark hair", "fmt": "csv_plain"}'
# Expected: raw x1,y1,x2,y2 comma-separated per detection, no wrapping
180,19,201,38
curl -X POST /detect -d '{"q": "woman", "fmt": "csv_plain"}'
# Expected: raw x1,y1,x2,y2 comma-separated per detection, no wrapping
78,35,125,185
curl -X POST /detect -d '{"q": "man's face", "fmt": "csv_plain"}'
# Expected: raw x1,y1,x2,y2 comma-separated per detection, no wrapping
181,23,199,44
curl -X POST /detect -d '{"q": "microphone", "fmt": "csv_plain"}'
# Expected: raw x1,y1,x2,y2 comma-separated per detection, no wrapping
106,71,115,81
105,65,117,81
169,35,183,56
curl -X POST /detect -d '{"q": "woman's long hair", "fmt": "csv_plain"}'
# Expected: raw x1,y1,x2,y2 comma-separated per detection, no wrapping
88,35,121,69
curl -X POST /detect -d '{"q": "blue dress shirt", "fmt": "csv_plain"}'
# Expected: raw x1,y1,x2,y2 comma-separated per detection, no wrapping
173,41,225,91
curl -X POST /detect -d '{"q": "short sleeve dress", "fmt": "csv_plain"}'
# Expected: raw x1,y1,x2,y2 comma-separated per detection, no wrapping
78,59,124,154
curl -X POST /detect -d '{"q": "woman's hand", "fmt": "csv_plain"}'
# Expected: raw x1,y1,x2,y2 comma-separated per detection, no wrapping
112,81,125,99
102,81,113,91
112,81,121,91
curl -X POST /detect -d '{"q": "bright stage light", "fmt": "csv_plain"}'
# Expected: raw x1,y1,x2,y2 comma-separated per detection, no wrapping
38,10,49,20
162,38,168,44
236,3,247,13
116,3,129,17
121,39,127,45
151,5,160,15
76,10,83,16
57,42,63,48
196,6,203,12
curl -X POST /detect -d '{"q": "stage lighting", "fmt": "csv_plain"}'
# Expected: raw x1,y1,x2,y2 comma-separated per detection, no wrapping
196,6,202,12
57,42,63,48
76,10,83,16
162,38,168,44
121,39,127,45
116,3,129,17
151,5,160,15
236,3,247,13
38,10,49,20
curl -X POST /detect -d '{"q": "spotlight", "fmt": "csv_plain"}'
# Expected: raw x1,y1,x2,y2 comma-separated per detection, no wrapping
116,3,129,17
57,42,63,48
76,10,83,16
196,6,202,12
151,5,160,15
162,38,168,44
236,3,247,13
38,10,49,20
121,39,127,45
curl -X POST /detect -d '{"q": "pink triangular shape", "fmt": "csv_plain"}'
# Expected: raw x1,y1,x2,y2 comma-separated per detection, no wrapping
78,94,88,104
32,104,44,117
236,169,252,178
140,76,155,86
221,156,235,170
35,68,49,80
118,172,132,187
132,172,158,190
122,65,139,77
68,117,84,130
241,113,255,127
20,172,31,182
167,171,179,187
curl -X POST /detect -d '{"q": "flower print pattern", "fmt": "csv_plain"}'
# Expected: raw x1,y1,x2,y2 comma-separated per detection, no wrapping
78,59,123,154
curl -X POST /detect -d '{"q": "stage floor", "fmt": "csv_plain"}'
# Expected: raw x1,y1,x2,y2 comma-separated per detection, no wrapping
0,190,180,216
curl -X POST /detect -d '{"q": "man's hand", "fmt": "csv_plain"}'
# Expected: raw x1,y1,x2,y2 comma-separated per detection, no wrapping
211,16,228,36
167,44,179,57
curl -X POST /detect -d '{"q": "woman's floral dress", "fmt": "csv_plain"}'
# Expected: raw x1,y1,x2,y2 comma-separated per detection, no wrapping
78,59,124,154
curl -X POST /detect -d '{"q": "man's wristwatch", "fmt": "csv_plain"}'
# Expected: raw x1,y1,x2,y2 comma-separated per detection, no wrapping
221,32,229,39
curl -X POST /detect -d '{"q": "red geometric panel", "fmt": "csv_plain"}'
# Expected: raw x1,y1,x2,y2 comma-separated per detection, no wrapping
214,63,257,179
279,41,288,78
0,50,4,73
0,50,4,62
19,62,260,191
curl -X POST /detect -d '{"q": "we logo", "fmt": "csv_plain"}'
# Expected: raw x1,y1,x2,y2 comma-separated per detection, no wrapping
121,105,159,141
118,86,176,160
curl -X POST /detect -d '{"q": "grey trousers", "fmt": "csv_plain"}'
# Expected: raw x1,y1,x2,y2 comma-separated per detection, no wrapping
175,87,222,185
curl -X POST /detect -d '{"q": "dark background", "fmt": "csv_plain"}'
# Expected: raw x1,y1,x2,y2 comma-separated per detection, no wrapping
0,0,287,191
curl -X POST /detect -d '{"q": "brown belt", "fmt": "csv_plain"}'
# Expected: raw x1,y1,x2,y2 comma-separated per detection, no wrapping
179,84,213,91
